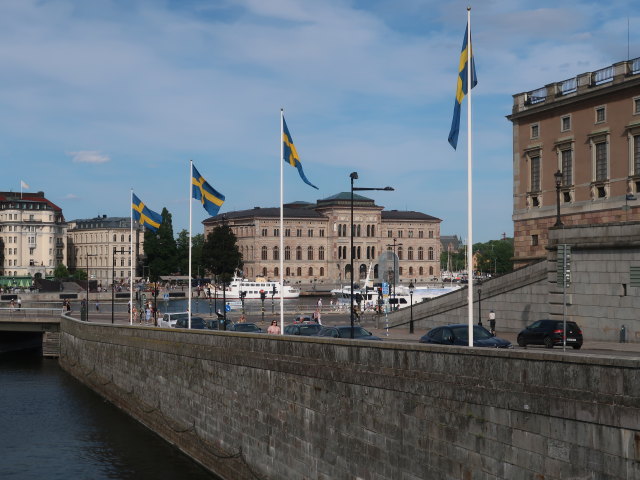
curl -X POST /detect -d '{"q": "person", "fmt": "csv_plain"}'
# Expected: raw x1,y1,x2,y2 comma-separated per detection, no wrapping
317,298,322,311
145,307,151,324
267,320,279,334
95,301,100,312
17,298,21,310
239,314,247,323
489,309,496,336
132,306,137,321
9,299,15,312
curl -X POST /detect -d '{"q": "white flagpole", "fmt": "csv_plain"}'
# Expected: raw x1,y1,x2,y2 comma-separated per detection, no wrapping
188,160,193,328
130,189,134,325
466,7,474,347
279,109,285,334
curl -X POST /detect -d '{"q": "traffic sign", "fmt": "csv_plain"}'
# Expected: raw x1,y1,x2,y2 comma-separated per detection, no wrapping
382,282,389,295
163,293,169,301
225,303,231,312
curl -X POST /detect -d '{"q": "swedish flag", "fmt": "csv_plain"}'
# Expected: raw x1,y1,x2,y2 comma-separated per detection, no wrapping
192,164,225,216
132,193,162,232
448,22,477,150
282,116,318,190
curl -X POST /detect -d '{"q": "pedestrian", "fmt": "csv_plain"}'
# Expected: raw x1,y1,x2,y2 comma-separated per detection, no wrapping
127,300,131,314
145,307,151,324
489,309,496,336
132,306,137,321
17,298,21,310
9,299,15,312
239,314,247,323
317,298,322,311
95,301,100,312
267,320,279,334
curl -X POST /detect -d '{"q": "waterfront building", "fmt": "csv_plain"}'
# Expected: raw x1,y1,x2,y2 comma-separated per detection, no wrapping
508,57,640,267
203,193,441,286
0,190,66,282
66,216,145,288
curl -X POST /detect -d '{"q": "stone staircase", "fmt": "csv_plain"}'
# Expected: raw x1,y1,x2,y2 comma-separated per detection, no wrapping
42,331,60,357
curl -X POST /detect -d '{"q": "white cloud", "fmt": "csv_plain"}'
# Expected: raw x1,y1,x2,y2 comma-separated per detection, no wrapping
68,151,110,164
64,193,79,199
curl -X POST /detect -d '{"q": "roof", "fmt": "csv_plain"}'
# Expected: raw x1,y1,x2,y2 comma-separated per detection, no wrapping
381,210,441,222
319,192,374,202
204,207,325,223
0,190,63,213
69,216,132,229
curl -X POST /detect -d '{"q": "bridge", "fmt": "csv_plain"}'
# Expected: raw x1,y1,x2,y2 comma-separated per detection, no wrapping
0,307,61,356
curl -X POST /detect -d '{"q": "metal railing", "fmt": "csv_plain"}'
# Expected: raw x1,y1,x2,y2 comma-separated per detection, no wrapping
0,307,63,320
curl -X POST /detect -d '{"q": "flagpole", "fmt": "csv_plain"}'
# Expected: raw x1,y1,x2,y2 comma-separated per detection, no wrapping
279,109,285,334
466,6,474,347
188,160,193,328
130,189,134,325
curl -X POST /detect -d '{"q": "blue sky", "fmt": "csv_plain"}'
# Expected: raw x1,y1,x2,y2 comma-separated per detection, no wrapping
0,0,638,242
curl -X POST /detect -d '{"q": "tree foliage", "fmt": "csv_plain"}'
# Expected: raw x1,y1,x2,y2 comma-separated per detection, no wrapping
176,230,205,277
440,238,514,275
142,208,178,280
201,225,243,283
53,263,70,279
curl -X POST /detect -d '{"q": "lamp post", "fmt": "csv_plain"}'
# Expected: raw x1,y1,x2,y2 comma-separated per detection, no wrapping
350,172,394,339
477,288,482,326
86,252,98,322
408,281,415,334
554,169,563,227
111,247,116,324
385,238,402,311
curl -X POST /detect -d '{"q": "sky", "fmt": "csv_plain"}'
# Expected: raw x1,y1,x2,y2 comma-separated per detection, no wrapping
0,0,638,243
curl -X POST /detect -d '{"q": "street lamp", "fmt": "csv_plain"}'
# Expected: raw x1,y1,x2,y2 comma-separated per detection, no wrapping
385,238,402,310
554,170,563,227
85,252,98,322
408,281,415,334
111,247,116,324
477,287,482,326
350,172,394,339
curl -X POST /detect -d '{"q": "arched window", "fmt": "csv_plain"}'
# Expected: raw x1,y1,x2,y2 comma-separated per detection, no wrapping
261,246,268,260
357,246,361,259
342,224,347,237
296,246,302,260
357,224,361,237
374,264,379,278
319,246,325,260
428,247,434,260
408,247,414,260
371,225,375,237
307,246,314,260
366,225,371,237
121,234,125,242
320,267,324,276
397,247,403,260
285,246,291,260
338,224,342,237
273,246,279,260
366,246,370,259
297,267,302,276
419,266,424,276
262,267,267,276
429,266,434,275
359,264,367,279
409,266,413,276
274,267,279,276
399,267,403,276
418,247,424,260
113,234,116,241
308,267,313,276
371,246,375,259
286,267,291,276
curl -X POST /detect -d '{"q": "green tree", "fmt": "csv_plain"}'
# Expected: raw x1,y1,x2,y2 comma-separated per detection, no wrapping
175,230,205,277
72,269,87,281
473,238,514,275
201,225,242,283
53,263,70,279
143,208,178,280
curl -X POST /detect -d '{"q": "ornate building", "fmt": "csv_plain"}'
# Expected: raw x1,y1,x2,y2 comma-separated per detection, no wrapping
203,193,441,286
508,57,640,266
0,190,66,280
66,216,145,287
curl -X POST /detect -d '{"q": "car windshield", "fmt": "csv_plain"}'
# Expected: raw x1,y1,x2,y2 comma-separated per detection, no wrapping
234,324,259,332
298,325,321,335
451,325,493,341
338,327,372,338
555,321,579,330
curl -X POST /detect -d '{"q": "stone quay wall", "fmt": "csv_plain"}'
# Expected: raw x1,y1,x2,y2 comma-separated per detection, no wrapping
389,222,640,343
60,316,640,480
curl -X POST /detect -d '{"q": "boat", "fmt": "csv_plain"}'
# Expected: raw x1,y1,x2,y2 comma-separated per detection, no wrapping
209,274,300,300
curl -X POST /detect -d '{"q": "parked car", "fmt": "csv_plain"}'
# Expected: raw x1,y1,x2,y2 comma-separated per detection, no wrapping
159,312,189,328
204,318,231,330
293,315,313,324
517,320,583,349
419,324,512,348
315,325,382,341
173,317,206,329
228,323,263,333
284,323,322,336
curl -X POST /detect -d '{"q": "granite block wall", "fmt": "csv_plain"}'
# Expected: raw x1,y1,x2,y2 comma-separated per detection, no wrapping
60,317,640,480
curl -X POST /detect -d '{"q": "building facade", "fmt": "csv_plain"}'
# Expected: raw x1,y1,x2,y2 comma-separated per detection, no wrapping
508,58,640,266
0,190,67,279
203,193,441,286
67,216,145,287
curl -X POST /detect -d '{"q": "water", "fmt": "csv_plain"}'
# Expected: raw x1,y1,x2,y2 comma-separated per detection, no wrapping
0,350,219,480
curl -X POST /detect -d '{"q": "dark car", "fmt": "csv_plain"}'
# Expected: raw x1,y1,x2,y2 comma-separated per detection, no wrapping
419,324,512,348
293,315,313,324
204,318,232,330
284,323,322,336
315,325,382,341
228,323,263,333
173,317,206,329
517,320,583,349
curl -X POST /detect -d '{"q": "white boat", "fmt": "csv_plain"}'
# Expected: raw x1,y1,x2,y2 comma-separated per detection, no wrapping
215,274,300,300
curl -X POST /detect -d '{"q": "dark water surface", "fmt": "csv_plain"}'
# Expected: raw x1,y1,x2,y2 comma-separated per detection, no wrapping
0,350,219,480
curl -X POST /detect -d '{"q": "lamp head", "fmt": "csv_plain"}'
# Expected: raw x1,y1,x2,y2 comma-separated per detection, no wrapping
554,169,563,187
409,281,415,293
350,172,359,180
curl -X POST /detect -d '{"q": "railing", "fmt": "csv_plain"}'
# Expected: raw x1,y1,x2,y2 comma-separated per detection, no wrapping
632,57,640,75
559,77,577,95
0,307,63,320
526,87,547,105
592,66,614,85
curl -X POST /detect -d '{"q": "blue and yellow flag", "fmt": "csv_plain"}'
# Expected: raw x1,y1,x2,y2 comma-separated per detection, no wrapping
282,116,318,190
192,164,225,217
448,23,478,150
132,193,162,232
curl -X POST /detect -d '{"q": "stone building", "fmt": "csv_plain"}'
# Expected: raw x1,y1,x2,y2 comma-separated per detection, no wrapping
203,193,441,286
507,57,640,267
0,190,66,280
66,216,145,287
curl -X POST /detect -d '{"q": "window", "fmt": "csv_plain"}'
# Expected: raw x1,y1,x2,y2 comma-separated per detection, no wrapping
409,267,414,276
595,106,606,123
261,246,268,261
398,230,403,238
273,229,279,236
531,123,539,139
307,246,314,260
285,246,291,260
387,230,392,238
419,267,424,276
634,98,640,115
530,155,541,192
308,267,313,276
357,225,361,237
285,228,291,237
408,247,414,260
561,149,573,186
595,141,608,182
319,267,324,276
274,267,279,276
263,267,267,277
428,247,434,261
319,229,325,237
397,247,403,260
408,230,414,238
308,229,313,237
261,228,267,237
561,115,571,132
296,246,302,260
273,246,279,260
418,247,424,260
286,267,291,276
532,235,539,246
634,135,640,175
296,229,302,237
296,267,302,276
428,231,433,239
319,246,325,260
418,231,424,238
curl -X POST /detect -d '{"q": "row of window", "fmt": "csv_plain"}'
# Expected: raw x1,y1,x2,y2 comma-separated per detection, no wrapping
73,233,133,243
530,98,640,139
260,246,327,261
260,228,326,237
1,203,51,211
337,246,378,260
254,245,437,262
